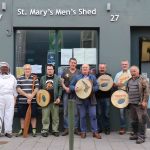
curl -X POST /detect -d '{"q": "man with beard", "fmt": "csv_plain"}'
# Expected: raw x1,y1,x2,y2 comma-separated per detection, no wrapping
40,64,62,137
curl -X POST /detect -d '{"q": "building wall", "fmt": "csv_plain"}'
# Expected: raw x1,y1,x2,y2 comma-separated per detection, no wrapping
1,0,150,75
0,0,150,130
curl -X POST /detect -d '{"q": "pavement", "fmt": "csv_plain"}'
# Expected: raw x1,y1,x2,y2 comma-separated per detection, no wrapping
0,131,150,150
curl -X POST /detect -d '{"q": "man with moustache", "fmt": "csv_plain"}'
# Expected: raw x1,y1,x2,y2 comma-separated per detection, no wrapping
96,63,112,134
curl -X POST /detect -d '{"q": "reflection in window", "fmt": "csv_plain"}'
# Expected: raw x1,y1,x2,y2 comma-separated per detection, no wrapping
140,37,150,80
141,40,150,62
15,29,98,76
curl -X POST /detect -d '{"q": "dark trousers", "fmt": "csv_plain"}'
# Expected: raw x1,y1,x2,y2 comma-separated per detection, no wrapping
96,97,110,131
130,104,147,139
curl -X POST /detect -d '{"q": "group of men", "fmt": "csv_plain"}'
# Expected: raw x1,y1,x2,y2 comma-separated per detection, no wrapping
0,59,149,144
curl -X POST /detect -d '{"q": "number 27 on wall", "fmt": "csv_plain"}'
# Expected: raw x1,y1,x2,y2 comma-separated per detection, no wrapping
110,14,119,22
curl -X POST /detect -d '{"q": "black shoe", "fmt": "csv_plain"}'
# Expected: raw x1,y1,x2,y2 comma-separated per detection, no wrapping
41,132,49,137
74,129,80,135
104,128,110,135
62,129,68,136
136,137,145,144
129,134,138,140
5,133,13,138
52,132,59,137
41,129,49,137
98,130,103,133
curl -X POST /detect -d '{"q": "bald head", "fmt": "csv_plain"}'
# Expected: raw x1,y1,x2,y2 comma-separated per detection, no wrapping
23,64,32,77
81,64,90,75
130,65,140,79
23,64,31,69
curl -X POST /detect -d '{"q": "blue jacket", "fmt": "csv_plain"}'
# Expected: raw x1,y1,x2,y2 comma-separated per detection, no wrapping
70,73,99,105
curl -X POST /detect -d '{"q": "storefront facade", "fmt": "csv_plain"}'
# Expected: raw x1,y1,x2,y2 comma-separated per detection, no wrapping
0,0,150,130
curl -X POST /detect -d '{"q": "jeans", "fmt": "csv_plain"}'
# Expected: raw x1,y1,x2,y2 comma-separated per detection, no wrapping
63,92,79,129
78,100,98,133
96,97,110,131
120,108,126,128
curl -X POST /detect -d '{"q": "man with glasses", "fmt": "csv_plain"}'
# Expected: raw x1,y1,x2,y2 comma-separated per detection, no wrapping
40,64,62,137
16,64,39,137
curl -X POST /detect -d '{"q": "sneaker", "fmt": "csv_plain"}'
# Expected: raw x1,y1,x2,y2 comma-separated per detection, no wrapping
52,132,59,137
32,129,37,137
74,128,80,135
5,133,13,138
16,129,23,137
119,128,126,135
62,129,68,136
129,134,138,140
80,132,86,139
93,132,102,139
136,137,145,144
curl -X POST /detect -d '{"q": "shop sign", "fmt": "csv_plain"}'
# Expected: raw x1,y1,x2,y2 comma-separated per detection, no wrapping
17,8,97,16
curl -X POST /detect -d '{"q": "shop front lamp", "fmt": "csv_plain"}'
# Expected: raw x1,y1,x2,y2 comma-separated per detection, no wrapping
106,2,111,12
2,2,6,11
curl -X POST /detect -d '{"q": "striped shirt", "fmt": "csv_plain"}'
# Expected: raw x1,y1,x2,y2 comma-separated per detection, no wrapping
17,75,39,104
128,78,140,104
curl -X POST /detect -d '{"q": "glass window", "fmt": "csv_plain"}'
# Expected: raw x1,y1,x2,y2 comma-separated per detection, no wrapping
15,29,98,77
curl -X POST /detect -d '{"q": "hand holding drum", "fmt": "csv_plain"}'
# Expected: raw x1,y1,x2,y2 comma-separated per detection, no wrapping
97,75,113,91
75,78,92,99
111,90,129,109
36,89,50,107
117,72,131,90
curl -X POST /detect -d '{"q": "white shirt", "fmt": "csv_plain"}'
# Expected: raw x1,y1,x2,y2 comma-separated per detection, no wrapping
114,70,131,83
0,74,18,97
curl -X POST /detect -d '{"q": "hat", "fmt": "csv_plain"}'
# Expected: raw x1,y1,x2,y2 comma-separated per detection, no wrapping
111,90,129,108
0,62,9,68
